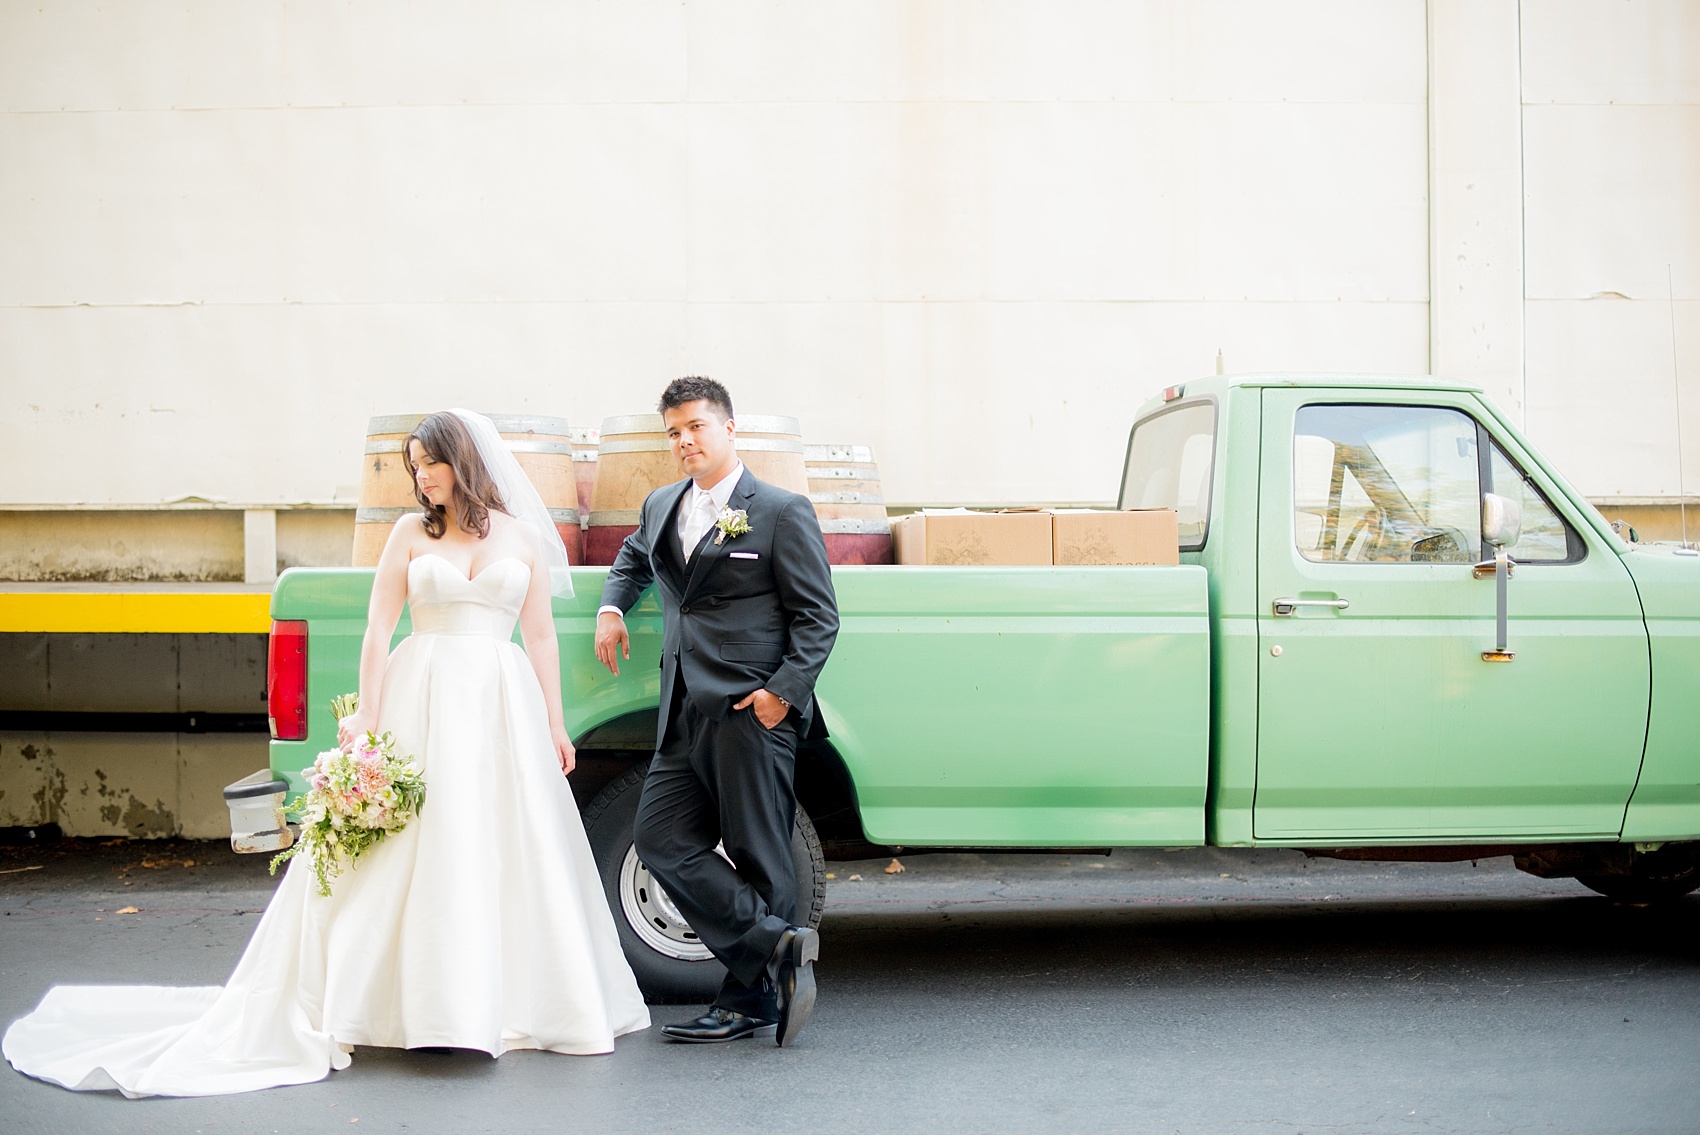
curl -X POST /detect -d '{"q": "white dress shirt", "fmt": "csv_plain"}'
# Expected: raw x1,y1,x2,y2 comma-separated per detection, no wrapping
599,462,744,619
677,461,745,562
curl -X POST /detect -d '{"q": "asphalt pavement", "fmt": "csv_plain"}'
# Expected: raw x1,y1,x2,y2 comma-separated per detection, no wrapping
3,839,1697,1135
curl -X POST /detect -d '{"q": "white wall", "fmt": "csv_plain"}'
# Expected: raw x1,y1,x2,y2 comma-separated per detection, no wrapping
1521,0,1700,501
0,1,1694,510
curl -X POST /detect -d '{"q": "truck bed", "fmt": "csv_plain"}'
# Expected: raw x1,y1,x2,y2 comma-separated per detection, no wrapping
270,564,1212,848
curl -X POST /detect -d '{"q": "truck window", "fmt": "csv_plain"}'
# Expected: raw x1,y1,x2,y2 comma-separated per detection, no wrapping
1293,404,1480,563
1486,440,1577,562
1121,401,1216,549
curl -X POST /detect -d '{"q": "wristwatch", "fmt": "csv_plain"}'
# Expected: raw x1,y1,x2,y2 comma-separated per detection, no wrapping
774,694,790,711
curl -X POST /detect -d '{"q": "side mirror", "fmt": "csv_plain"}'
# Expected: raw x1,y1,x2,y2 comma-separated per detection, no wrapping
1479,493,1521,663
1482,492,1523,549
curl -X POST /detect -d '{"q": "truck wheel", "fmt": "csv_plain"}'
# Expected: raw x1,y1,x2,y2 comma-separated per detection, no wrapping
580,766,827,1003
1578,844,1700,904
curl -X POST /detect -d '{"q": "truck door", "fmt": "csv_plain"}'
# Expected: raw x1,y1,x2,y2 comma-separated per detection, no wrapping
1253,388,1650,841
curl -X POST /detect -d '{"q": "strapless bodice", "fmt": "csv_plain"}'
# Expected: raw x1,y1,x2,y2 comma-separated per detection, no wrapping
406,554,528,638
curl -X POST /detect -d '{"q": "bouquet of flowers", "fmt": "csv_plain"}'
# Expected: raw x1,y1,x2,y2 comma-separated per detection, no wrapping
269,693,426,897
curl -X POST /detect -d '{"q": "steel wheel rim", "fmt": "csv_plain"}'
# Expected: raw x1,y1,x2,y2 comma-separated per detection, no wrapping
618,847,716,962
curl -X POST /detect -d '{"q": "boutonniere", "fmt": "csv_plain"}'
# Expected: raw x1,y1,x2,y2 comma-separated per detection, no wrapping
714,507,752,545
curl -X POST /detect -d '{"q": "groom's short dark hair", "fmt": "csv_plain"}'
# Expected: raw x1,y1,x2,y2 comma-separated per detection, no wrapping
659,376,733,422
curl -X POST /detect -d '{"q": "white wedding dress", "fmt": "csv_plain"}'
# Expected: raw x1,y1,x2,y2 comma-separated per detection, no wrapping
4,553,649,1097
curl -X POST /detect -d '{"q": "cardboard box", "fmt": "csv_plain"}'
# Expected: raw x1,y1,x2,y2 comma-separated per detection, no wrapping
892,510,1054,566
1051,509,1180,565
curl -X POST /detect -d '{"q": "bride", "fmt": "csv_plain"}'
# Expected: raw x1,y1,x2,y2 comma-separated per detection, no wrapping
4,409,649,1097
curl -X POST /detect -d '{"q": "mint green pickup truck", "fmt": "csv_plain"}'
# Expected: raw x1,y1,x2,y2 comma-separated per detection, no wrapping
240,374,1700,999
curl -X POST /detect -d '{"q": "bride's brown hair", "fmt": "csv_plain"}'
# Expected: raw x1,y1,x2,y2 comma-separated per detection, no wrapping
405,412,508,540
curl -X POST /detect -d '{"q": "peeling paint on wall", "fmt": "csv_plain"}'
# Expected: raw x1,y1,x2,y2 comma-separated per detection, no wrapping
121,795,176,837
0,733,263,839
30,764,67,826
0,636,271,838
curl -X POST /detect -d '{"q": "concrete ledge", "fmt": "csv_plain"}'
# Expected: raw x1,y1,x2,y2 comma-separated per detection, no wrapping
0,507,354,583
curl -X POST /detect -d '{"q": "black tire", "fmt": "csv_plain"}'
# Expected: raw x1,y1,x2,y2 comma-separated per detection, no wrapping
581,765,826,1003
1578,844,1700,904
1579,871,1700,904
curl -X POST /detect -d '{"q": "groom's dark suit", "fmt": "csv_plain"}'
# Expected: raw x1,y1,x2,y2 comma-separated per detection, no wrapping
600,466,839,1017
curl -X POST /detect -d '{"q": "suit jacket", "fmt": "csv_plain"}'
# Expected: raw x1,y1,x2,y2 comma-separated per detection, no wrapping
600,468,840,741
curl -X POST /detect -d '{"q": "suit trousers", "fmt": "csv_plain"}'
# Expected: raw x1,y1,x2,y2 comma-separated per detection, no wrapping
633,678,799,1018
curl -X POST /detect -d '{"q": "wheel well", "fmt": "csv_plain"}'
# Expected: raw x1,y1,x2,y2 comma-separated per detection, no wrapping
572,707,877,859
1513,840,1700,881
796,736,878,858
576,708,658,751
571,709,656,808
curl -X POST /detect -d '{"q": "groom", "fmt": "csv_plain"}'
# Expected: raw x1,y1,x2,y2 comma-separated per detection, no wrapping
595,377,840,1046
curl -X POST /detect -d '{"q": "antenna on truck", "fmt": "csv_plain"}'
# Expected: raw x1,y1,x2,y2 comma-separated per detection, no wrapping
1670,265,1695,553
1215,349,1225,376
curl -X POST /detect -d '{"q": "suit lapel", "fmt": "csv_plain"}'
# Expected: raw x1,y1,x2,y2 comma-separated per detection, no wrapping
655,479,694,588
682,468,756,599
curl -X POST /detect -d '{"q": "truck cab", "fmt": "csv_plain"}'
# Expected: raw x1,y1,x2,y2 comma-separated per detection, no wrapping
1123,374,1700,877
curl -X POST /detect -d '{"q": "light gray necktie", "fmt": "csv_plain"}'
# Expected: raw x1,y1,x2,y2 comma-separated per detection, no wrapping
682,492,717,562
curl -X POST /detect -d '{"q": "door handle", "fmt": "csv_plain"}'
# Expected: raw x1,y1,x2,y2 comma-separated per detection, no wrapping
1272,598,1349,617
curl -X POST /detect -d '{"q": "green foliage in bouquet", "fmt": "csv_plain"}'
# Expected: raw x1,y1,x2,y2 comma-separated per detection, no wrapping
270,694,426,897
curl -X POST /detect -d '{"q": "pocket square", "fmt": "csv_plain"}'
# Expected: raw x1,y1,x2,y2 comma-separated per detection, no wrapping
729,551,759,560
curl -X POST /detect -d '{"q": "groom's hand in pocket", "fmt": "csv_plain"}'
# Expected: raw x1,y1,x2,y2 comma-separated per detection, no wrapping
733,688,789,730
595,611,630,676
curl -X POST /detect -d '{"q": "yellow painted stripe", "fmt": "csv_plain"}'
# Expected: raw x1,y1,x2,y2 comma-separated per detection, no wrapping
0,592,272,634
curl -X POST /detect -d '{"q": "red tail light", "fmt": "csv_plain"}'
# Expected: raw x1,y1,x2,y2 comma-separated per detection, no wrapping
267,620,308,741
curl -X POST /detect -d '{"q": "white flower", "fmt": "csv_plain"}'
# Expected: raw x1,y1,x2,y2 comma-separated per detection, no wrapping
713,507,752,545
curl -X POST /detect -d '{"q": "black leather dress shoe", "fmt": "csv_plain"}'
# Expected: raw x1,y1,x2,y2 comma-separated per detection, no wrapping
771,926,820,1047
660,1007,777,1044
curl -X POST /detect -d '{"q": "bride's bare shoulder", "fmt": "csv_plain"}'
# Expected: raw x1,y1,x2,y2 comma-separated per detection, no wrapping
383,511,434,559
485,511,543,559
485,510,526,542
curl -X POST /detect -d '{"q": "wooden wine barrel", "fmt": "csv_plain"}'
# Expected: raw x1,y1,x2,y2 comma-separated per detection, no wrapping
805,443,893,565
584,414,809,565
352,413,583,567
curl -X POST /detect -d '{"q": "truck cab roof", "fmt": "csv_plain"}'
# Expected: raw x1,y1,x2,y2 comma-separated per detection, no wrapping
1136,373,1486,421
